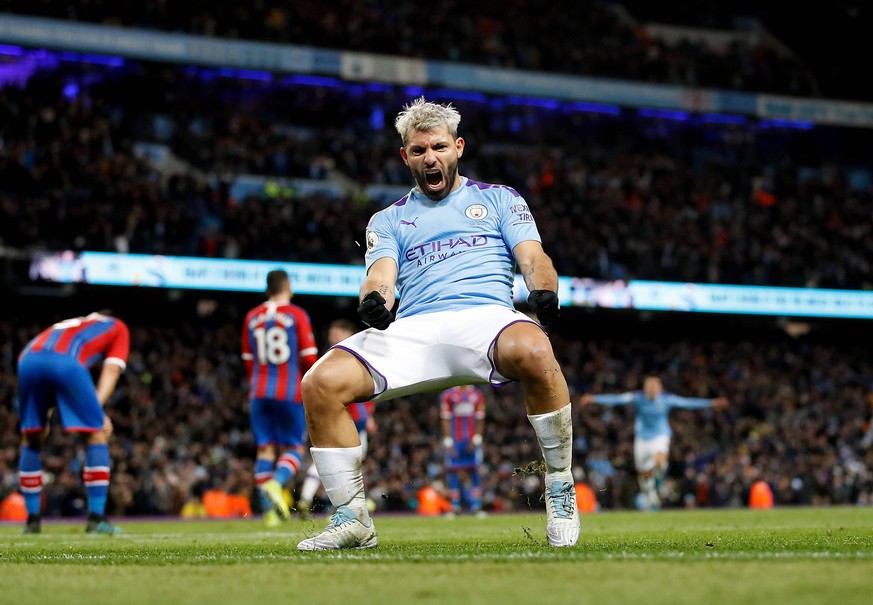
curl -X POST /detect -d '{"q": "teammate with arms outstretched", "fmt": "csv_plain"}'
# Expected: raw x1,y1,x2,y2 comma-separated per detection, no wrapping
297,97,580,550
580,375,728,509
16,312,129,534
242,270,318,527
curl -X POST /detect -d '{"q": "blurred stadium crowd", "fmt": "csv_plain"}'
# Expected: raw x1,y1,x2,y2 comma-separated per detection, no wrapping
2,64,871,288
1,0,820,96
1,2,872,517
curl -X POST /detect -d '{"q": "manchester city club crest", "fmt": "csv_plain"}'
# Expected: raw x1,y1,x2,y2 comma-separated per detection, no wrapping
465,204,488,220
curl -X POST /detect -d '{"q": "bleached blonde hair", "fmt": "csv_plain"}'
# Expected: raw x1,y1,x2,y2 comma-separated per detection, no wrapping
394,97,461,146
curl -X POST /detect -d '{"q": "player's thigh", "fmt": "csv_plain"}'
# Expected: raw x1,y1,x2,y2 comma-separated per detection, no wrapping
491,320,556,381
339,306,534,400
305,347,376,402
249,398,279,446
635,436,669,472
54,360,103,432
273,401,307,448
16,357,55,432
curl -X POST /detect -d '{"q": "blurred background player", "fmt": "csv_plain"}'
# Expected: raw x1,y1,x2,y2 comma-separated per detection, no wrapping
580,376,728,510
16,311,129,534
439,385,486,517
297,319,375,519
241,269,318,527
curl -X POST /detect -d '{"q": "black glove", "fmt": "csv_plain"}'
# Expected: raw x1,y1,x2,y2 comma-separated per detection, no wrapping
358,291,393,330
527,290,559,329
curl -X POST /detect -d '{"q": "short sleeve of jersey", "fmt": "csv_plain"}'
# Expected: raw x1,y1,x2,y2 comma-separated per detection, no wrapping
364,209,399,271
290,305,318,358
439,389,452,419
474,390,486,419
496,187,541,251
241,311,254,360
105,320,130,370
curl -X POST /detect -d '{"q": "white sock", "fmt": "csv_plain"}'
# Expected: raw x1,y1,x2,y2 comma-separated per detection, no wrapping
527,403,573,485
299,464,321,505
310,446,368,517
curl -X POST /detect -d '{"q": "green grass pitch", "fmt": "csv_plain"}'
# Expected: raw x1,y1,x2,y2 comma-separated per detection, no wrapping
1,507,871,605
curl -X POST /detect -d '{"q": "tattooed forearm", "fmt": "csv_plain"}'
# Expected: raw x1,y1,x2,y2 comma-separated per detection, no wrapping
377,284,390,296
523,266,536,291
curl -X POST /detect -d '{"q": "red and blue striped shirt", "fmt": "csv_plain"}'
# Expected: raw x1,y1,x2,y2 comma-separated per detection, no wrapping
241,301,317,402
440,385,485,442
21,313,129,370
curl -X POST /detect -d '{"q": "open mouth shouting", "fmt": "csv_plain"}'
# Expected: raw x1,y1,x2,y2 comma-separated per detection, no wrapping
424,168,444,192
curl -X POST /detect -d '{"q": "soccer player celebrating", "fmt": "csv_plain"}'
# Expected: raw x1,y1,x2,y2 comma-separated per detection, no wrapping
242,270,318,527
580,375,729,509
16,311,129,534
297,319,376,519
297,97,579,550
439,385,486,517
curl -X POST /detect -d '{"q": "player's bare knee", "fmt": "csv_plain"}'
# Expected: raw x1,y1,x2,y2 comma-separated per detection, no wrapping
302,361,357,411
514,338,558,381
301,367,331,409
88,431,109,445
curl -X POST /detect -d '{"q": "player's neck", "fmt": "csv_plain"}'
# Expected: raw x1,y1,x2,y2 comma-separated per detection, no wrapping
416,175,465,200
268,296,291,304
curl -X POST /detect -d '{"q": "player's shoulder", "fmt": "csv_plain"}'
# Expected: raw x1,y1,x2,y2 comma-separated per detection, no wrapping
281,302,311,319
461,178,524,203
367,196,406,233
375,190,416,217
110,317,130,335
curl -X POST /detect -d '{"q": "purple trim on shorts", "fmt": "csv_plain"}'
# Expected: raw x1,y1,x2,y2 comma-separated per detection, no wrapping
487,317,542,386
333,345,386,399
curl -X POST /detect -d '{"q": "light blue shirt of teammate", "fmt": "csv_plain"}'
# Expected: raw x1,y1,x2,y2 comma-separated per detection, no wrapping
364,177,540,318
590,391,715,440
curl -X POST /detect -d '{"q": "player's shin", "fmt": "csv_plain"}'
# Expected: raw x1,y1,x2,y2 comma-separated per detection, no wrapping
19,446,43,516
255,457,275,510
311,445,369,519
273,450,302,486
527,403,573,483
84,444,111,516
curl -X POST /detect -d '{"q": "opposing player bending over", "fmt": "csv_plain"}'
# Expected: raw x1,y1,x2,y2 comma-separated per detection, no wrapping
297,97,580,550
580,375,728,509
16,312,129,534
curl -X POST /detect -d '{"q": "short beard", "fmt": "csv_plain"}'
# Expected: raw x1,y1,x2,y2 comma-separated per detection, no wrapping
413,158,459,201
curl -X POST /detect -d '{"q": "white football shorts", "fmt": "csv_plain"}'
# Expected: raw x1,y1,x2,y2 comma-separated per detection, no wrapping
334,305,538,402
634,434,671,472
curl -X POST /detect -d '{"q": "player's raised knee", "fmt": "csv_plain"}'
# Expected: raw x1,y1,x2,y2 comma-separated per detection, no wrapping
496,324,556,376
302,350,372,407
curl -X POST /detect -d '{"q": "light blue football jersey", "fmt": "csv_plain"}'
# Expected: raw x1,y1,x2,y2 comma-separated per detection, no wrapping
591,391,715,440
365,177,540,318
